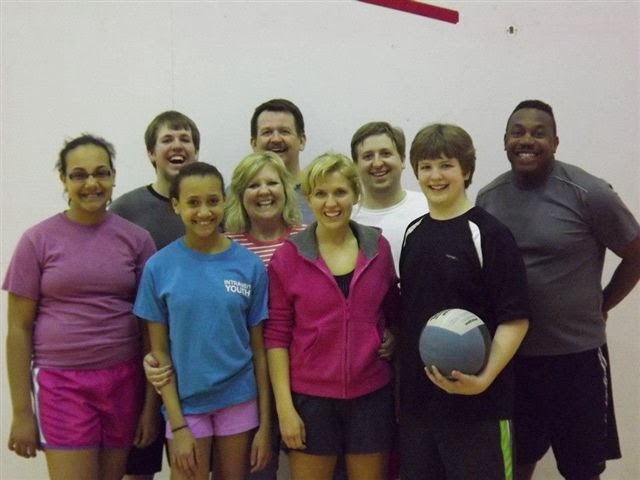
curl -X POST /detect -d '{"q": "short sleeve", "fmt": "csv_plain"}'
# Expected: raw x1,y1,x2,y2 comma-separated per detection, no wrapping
133,262,167,323
481,224,531,326
586,182,640,252
2,232,42,300
246,261,269,327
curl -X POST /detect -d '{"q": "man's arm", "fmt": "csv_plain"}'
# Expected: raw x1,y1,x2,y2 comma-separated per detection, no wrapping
602,234,640,318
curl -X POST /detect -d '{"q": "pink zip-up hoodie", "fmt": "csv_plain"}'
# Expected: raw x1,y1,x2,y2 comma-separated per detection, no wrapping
265,221,400,399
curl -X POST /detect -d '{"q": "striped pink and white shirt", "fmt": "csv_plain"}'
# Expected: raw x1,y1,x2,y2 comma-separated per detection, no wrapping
226,225,306,265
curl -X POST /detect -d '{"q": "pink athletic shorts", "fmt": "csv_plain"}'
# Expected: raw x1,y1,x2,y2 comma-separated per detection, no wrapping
166,399,259,439
33,357,144,449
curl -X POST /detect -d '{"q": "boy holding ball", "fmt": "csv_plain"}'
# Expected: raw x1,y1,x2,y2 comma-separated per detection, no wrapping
398,124,530,480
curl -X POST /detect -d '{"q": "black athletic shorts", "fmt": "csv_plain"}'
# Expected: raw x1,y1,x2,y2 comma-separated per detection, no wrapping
125,410,164,475
289,384,393,456
400,414,515,480
514,345,621,479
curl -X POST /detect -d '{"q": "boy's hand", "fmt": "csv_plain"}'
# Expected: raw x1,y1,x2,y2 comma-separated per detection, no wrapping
424,365,490,395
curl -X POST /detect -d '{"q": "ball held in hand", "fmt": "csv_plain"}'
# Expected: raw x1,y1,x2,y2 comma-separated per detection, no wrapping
419,308,491,378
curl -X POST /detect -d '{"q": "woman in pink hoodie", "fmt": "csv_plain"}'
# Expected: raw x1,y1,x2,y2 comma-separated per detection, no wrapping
265,152,400,480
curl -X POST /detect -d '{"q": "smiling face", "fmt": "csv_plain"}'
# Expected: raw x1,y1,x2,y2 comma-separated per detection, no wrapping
172,174,225,242
416,155,470,217
61,144,115,222
504,108,559,186
308,171,356,232
355,133,404,200
251,111,306,173
148,124,198,187
242,164,286,226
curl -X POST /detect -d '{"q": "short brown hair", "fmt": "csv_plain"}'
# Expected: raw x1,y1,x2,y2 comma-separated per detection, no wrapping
350,122,405,161
144,111,200,153
409,124,476,188
250,99,305,139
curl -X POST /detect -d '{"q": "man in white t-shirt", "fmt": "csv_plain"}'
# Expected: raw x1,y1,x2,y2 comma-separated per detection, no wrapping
350,121,426,272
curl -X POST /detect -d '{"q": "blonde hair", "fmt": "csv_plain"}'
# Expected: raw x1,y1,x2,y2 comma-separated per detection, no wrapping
301,152,362,203
225,151,302,233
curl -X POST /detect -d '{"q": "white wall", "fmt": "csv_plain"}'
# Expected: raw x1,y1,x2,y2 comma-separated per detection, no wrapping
1,1,638,478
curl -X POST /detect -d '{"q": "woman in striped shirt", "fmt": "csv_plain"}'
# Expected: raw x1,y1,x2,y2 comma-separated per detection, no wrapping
224,151,306,265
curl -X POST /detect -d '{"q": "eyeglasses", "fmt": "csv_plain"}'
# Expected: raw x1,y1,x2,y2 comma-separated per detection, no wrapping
67,168,113,182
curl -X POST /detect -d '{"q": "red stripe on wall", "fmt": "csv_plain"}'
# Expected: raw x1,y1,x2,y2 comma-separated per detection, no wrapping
358,0,459,24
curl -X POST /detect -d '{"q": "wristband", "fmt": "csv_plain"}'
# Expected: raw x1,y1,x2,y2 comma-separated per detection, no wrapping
171,424,189,433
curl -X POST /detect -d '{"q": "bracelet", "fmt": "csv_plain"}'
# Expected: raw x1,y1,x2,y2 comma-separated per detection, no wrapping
171,424,189,433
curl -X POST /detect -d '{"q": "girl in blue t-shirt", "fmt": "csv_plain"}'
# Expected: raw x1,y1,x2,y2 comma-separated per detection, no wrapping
134,162,271,480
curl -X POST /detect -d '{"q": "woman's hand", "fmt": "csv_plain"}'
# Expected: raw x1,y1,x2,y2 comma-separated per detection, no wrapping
143,352,173,392
8,412,39,458
279,407,306,451
171,427,198,477
133,399,160,448
378,328,396,360
250,424,273,473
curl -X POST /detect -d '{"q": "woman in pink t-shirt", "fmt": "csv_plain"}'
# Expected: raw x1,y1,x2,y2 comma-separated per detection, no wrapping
3,135,156,479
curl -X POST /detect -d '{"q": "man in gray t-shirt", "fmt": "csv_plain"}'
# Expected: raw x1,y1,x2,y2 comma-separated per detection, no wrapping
477,100,640,480
111,110,200,480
